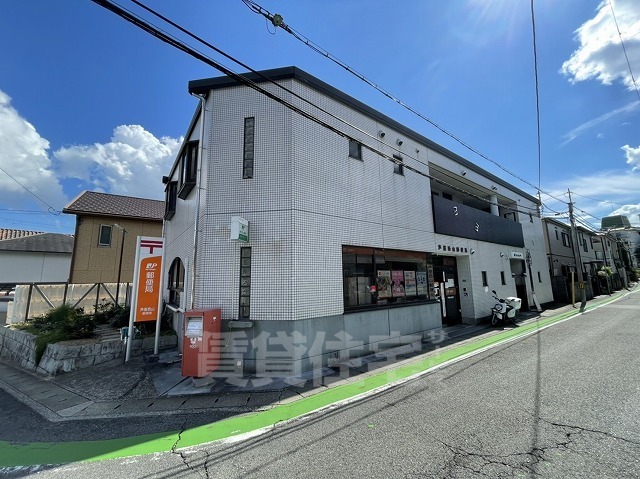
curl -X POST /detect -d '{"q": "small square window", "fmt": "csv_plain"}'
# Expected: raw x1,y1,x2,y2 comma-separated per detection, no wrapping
348,140,362,160
393,155,404,175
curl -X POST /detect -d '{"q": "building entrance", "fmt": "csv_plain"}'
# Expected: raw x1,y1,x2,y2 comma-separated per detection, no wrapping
432,256,461,325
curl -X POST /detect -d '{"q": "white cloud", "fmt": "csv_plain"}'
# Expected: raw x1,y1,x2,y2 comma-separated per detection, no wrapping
561,0,640,90
0,90,67,211
54,125,182,200
542,168,640,227
622,144,640,170
560,101,638,145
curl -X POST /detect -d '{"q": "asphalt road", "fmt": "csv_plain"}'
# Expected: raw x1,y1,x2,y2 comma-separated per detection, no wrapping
5,291,640,478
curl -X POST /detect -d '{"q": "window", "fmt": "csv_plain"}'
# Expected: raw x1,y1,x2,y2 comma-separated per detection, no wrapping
239,247,251,319
243,117,255,179
500,271,506,285
555,229,559,240
582,236,588,253
393,154,404,175
98,225,112,246
561,232,571,247
343,246,433,311
442,192,453,201
482,271,488,287
168,258,185,307
164,181,177,220
538,271,542,283
178,141,198,199
348,139,362,160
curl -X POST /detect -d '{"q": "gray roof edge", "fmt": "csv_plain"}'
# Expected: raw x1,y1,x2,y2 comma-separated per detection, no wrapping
189,66,539,205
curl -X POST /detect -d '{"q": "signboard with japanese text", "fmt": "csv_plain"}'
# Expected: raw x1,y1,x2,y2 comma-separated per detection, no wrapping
133,237,164,322
231,216,249,243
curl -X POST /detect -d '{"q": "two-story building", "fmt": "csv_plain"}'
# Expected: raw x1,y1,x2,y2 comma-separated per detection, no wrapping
163,67,553,376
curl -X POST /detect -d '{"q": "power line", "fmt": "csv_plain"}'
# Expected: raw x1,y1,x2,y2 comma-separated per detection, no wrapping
241,0,568,206
609,0,640,102
530,0,542,195
0,166,60,215
95,0,540,216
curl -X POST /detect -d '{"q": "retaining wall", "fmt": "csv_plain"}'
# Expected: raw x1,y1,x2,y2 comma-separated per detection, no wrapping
0,326,177,376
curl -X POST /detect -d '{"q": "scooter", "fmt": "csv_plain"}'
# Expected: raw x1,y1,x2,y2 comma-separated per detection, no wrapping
490,290,522,326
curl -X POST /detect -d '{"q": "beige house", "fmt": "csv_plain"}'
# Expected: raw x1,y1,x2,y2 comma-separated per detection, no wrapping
63,191,163,284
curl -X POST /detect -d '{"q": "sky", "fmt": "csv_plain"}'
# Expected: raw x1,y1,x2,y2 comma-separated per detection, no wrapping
0,0,639,234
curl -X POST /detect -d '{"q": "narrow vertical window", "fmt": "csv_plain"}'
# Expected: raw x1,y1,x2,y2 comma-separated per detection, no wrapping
482,271,488,287
98,225,112,246
393,154,404,175
164,182,177,220
348,139,362,160
243,117,255,179
239,247,251,319
538,271,542,283
500,271,506,285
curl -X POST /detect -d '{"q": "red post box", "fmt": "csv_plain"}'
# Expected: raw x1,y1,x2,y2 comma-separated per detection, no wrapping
181,308,222,378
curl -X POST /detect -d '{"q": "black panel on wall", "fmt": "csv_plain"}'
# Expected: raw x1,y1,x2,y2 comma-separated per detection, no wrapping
432,195,524,247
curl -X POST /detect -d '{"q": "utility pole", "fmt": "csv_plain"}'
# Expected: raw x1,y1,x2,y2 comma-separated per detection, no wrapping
568,189,587,310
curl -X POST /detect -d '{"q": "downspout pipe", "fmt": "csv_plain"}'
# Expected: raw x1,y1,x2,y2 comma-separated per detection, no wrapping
189,92,207,310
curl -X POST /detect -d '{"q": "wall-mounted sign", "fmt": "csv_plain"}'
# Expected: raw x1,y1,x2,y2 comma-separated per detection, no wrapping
231,216,249,243
511,251,524,259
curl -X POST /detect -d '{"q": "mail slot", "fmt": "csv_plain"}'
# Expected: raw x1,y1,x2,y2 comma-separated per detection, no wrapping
181,308,222,378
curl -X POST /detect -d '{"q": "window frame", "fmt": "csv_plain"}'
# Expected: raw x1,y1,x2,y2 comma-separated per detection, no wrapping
164,181,177,220
393,154,404,175
98,224,112,247
348,139,362,160
243,117,255,179
239,247,251,319
561,232,571,248
178,141,199,199
168,257,185,307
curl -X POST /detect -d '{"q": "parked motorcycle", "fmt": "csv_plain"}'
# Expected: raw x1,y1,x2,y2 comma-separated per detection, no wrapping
490,290,522,326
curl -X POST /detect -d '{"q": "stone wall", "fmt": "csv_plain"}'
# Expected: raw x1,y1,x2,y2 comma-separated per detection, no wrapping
0,326,177,376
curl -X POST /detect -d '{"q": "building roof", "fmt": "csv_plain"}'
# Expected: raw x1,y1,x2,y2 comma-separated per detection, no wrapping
0,233,74,254
63,191,164,221
601,215,632,230
0,229,44,241
189,66,539,205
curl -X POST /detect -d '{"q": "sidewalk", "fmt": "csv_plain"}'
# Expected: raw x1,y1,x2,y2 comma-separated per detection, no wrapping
0,289,634,423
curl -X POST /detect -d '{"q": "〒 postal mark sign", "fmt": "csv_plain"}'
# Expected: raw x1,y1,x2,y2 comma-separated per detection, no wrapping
134,237,164,322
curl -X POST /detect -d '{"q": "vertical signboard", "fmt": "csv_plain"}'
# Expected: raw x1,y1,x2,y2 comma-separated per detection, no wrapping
134,237,164,322
125,236,165,362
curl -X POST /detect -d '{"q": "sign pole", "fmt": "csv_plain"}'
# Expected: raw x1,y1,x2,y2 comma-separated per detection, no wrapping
125,236,142,363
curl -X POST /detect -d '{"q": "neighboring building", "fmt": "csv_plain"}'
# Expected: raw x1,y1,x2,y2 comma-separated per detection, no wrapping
542,218,626,302
0,229,74,292
63,191,164,284
601,215,640,270
163,66,554,376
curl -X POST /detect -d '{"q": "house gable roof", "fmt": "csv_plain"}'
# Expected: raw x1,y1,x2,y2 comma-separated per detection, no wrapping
0,233,74,254
63,191,164,221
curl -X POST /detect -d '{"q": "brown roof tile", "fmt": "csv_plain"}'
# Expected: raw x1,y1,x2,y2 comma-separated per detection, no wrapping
0,229,45,241
63,191,164,220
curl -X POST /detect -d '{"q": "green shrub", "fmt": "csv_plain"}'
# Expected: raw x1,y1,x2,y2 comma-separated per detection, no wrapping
16,304,96,363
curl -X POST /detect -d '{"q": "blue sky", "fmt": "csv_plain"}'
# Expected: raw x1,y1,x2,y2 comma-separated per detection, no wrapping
0,0,638,234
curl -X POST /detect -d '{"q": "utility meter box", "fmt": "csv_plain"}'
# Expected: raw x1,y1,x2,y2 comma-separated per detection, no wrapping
181,308,222,378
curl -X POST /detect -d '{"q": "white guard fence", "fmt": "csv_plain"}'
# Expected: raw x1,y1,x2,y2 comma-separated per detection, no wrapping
6,282,131,325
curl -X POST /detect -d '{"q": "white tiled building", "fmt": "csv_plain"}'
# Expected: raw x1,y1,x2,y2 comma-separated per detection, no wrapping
162,67,553,375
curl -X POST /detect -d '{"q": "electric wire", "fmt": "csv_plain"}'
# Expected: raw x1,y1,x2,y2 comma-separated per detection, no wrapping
241,0,569,206
530,0,542,196
96,0,540,215
609,0,640,102
0,166,61,215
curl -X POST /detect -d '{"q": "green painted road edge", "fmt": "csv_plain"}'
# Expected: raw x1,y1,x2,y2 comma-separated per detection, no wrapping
0,290,631,468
